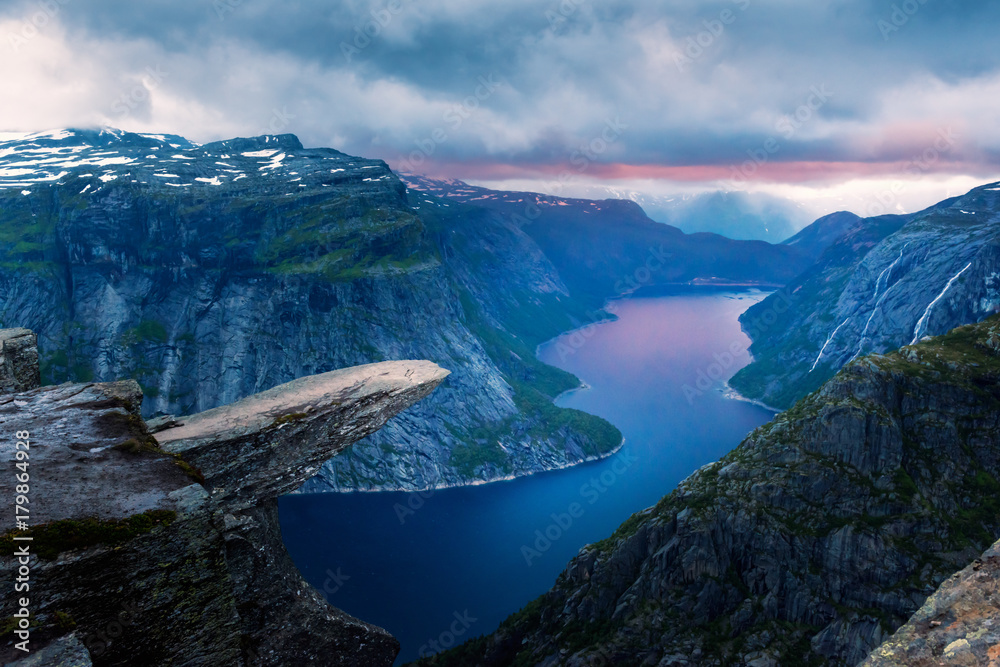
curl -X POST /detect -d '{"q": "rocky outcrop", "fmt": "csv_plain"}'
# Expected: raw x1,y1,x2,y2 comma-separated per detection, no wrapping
731,184,1000,409
862,537,1000,666
0,328,39,393
9,634,92,666
156,360,449,506
0,328,448,665
418,314,1000,666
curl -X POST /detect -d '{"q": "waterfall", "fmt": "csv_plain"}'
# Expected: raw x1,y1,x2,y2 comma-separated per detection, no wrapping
809,318,850,373
910,262,973,345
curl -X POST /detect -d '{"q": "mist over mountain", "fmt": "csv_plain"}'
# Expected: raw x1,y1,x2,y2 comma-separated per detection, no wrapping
569,187,814,243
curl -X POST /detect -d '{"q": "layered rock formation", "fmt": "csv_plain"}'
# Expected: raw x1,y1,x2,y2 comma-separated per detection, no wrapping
418,314,1000,666
731,184,1000,409
0,328,39,393
0,327,447,665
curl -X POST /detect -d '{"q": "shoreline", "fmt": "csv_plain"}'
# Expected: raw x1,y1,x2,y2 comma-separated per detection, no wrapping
721,379,782,413
308,285,780,496
306,436,628,495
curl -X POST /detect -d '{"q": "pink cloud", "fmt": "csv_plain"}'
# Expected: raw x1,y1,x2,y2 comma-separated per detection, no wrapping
392,157,994,187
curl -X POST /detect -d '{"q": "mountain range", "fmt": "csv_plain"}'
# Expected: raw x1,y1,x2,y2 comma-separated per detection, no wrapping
570,187,813,243
0,129,812,493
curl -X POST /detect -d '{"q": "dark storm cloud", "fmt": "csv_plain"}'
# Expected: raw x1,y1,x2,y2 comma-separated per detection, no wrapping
3,0,1000,180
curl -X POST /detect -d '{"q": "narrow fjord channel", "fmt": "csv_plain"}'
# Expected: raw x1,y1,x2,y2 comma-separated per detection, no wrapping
279,287,777,664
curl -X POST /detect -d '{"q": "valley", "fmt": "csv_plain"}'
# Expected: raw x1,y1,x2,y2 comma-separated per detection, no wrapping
279,288,774,664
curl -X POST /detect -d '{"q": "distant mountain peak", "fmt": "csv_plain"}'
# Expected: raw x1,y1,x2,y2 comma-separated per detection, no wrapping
399,172,651,220
0,129,383,193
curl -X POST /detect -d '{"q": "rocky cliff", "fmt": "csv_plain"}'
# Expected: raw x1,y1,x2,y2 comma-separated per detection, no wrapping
730,185,999,409
862,536,1000,666
0,327,447,665
0,129,810,493
416,314,1000,666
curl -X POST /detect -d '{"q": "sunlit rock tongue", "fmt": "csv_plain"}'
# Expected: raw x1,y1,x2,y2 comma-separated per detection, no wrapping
156,360,449,508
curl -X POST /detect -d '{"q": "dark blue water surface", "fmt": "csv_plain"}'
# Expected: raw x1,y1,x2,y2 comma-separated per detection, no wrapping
278,288,777,664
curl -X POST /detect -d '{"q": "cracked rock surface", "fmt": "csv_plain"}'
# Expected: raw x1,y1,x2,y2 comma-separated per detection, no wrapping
862,537,1000,667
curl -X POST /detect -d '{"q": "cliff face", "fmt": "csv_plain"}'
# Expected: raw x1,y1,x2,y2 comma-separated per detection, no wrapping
419,315,1000,666
0,129,623,492
731,185,1000,409
0,328,39,393
0,328,447,665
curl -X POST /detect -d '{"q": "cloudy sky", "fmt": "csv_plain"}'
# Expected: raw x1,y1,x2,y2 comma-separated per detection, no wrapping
2,0,999,216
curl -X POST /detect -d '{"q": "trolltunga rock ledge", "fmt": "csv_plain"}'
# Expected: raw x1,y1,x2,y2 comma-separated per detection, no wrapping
156,360,450,509
0,328,449,666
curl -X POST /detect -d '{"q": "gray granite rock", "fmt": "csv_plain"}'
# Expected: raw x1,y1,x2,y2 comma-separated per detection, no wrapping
0,343,447,666
861,537,1000,666
732,184,1000,409
0,328,39,394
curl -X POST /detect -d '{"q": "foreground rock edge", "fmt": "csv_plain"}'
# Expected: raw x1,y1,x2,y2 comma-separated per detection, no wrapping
0,329,448,666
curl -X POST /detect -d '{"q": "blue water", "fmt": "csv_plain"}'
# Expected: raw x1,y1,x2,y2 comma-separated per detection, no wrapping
278,288,777,664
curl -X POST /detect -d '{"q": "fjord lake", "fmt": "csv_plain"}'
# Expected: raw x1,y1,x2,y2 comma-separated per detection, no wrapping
279,288,777,664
